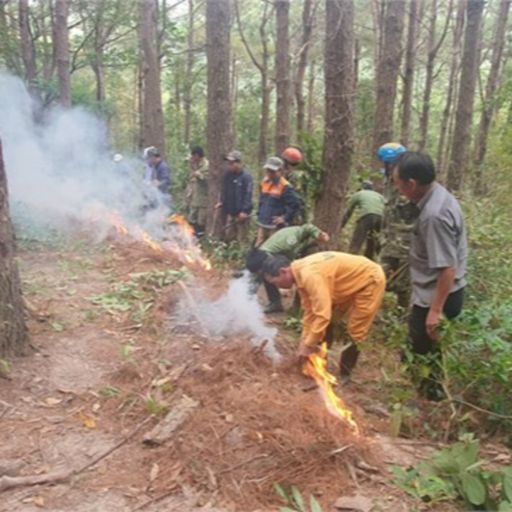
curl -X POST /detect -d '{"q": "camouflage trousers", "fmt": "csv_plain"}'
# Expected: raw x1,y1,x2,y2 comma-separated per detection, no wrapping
380,254,410,308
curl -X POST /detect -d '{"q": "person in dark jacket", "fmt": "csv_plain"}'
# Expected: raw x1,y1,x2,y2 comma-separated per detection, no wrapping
215,150,253,243
256,156,300,246
143,146,172,205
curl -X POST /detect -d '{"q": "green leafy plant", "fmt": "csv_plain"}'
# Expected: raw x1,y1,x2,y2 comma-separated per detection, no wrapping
274,483,323,512
90,268,188,322
392,436,512,510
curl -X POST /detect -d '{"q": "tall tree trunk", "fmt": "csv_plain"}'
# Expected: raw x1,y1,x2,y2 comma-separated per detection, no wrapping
473,0,510,190
0,140,29,358
436,0,465,174
447,0,484,191
373,0,406,153
19,0,37,87
314,0,354,246
294,0,315,135
206,0,232,236
183,0,195,145
138,0,165,154
400,0,419,146
418,0,437,150
41,0,55,82
54,0,71,107
235,0,271,165
274,0,291,154
418,0,452,150
92,47,106,103
231,55,238,144
306,59,316,133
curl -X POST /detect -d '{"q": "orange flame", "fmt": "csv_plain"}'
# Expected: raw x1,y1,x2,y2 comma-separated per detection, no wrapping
303,343,359,434
167,214,212,271
100,210,211,271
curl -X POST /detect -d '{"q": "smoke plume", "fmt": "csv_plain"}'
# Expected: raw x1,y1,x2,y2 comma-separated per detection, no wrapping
0,72,169,240
176,272,281,362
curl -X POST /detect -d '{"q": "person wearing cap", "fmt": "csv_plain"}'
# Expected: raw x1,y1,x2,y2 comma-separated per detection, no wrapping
143,146,172,200
393,152,467,401
341,180,385,261
216,150,253,243
377,142,418,307
262,252,386,383
187,145,209,237
246,223,330,313
256,156,300,246
281,146,307,225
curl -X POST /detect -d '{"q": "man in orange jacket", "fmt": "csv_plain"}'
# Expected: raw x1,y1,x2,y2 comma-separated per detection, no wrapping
262,251,386,382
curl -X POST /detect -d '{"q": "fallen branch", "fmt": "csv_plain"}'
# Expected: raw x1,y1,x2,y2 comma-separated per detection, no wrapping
0,416,153,493
0,469,70,493
451,398,512,420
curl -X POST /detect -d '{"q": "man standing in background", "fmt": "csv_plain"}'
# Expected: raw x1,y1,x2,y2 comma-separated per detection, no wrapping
188,145,209,237
216,150,253,244
143,146,172,206
341,180,385,260
378,142,417,307
256,157,300,246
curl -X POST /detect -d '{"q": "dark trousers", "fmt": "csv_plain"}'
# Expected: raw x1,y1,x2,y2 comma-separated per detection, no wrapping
349,214,382,260
408,287,464,399
409,287,464,354
325,323,360,378
263,280,282,305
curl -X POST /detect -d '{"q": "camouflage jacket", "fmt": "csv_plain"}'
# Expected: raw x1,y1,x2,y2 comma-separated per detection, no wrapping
189,158,209,208
380,175,419,260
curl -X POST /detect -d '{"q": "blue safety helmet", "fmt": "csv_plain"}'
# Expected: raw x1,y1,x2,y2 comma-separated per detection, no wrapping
377,143,406,164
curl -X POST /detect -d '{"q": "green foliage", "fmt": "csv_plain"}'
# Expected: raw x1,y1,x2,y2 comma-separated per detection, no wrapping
0,359,12,378
203,238,248,266
273,483,323,512
145,395,169,416
392,436,512,510
99,385,122,398
90,268,188,322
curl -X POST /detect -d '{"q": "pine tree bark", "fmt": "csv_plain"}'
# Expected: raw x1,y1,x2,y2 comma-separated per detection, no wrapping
138,0,165,154
447,0,484,191
306,59,316,133
206,0,232,236
473,0,510,189
235,0,271,165
418,0,452,150
314,0,354,246
373,0,406,152
294,0,315,135
0,139,29,359
436,0,465,174
400,0,419,147
274,0,291,154
41,0,55,82
19,0,37,86
183,0,195,145
54,0,71,107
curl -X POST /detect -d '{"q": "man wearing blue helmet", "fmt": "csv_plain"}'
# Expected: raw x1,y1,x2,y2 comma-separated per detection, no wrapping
377,143,419,307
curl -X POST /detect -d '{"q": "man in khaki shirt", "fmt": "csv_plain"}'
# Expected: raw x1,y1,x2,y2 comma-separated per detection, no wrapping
263,252,386,381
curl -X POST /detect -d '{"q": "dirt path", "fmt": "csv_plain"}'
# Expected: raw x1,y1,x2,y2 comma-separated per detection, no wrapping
0,240,462,512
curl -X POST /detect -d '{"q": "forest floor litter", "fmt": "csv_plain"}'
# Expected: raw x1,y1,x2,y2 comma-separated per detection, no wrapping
0,236,486,511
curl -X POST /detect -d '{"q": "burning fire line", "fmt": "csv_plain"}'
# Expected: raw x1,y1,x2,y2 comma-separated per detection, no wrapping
303,343,359,434
105,210,212,271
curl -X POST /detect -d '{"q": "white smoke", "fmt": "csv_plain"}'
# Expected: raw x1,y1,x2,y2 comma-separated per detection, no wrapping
176,272,281,362
0,72,169,239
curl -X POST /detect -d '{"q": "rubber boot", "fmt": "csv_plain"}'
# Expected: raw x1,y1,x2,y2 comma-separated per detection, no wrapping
339,342,360,384
264,301,284,314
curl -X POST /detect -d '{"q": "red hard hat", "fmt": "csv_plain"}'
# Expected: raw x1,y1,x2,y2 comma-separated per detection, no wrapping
281,147,302,165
